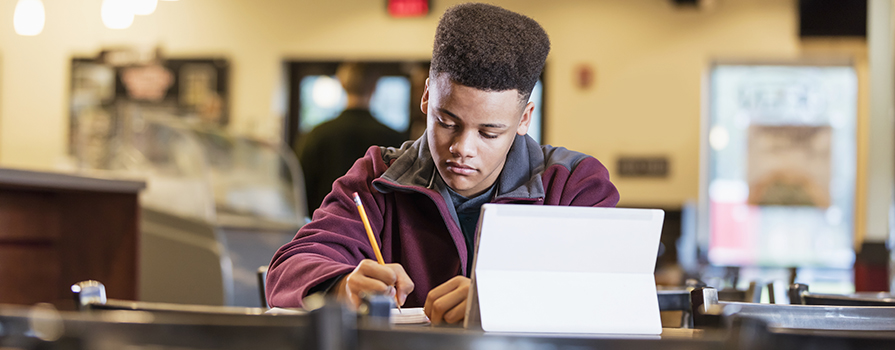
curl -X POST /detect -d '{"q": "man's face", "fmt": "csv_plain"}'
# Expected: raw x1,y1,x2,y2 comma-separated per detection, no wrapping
421,74,534,197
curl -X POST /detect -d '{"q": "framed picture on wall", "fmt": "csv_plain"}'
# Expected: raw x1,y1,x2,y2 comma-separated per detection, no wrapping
69,51,229,168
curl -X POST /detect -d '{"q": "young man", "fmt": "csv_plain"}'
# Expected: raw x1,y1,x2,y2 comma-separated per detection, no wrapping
266,3,619,325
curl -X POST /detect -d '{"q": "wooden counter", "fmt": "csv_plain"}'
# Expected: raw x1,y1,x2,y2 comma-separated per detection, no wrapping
0,168,145,309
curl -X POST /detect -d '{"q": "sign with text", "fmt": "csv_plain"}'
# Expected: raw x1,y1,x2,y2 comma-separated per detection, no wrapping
617,156,669,178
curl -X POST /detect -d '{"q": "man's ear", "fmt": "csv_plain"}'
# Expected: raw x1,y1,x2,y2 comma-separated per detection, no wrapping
516,101,535,136
420,78,430,115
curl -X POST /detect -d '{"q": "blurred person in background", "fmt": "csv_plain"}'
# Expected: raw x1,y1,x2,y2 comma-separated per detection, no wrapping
297,62,407,214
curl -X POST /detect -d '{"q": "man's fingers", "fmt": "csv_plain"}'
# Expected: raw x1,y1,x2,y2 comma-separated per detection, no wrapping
426,276,461,302
356,260,397,285
345,260,417,308
424,276,463,319
429,287,465,325
387,264,415,306
348,291,362,309
443,299,467,324
346,271,391,295
425,279,470,325
345,260,396,306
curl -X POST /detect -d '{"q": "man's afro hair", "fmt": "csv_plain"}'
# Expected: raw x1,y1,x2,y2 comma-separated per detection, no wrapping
431,3,550,101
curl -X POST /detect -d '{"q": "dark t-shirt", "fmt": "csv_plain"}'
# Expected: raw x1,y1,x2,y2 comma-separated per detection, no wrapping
297,108,407,214
445,184,496,275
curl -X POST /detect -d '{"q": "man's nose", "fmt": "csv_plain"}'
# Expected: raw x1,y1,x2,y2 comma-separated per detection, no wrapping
449,132,477,158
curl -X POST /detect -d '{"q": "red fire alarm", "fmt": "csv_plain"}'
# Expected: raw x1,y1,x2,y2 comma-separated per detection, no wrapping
387,0,430,18
575,64,595,90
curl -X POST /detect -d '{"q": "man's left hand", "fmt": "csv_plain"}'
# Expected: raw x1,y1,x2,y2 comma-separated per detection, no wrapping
423,276,470,325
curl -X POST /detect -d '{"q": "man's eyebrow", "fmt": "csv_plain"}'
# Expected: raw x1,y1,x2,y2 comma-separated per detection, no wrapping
438,108,459,120
437,108,508,129
480,123,508,129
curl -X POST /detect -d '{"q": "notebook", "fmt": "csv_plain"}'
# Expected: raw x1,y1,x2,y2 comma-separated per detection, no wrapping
463,204,665,334
268,306,430,325
391,307,430,324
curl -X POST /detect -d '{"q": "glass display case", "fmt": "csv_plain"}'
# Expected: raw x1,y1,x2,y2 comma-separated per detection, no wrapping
114,110,307,227
71,104,306,307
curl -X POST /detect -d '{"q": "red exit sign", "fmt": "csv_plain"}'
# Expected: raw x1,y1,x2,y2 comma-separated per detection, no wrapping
387,0,429,17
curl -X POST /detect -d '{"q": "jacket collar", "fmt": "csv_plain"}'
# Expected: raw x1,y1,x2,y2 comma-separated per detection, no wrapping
494,133,545,201
377,134,436,190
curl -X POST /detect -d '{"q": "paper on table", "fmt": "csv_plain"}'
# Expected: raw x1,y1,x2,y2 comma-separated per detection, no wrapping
264,307,305,315
267,306,429,324
391,307,429,324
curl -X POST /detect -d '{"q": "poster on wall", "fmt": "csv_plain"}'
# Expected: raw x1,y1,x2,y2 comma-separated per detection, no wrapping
746,125,831,207
69,49,229,169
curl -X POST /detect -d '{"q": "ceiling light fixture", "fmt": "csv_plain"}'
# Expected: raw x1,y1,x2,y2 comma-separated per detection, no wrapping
132,0,158,15
13,0,45,36
101,0,134,29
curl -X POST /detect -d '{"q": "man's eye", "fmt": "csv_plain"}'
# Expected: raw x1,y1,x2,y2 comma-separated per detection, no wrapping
438,121,457,129
481,132,499,139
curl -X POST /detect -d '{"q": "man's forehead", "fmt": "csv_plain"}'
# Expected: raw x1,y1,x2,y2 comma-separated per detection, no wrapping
430,74,527,104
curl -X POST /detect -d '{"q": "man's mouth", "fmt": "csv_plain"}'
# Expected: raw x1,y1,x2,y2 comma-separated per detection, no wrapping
446,161,476,175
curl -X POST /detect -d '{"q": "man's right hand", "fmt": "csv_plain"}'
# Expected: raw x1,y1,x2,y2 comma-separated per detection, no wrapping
332,259,414,308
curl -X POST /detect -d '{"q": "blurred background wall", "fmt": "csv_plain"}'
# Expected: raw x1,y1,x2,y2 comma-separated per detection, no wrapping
0,0,868,215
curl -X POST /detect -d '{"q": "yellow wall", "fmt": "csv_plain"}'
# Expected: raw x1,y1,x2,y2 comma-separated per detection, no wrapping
0,0,867,211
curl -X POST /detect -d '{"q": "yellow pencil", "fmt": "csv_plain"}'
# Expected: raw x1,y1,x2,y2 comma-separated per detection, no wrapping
352,192,401,312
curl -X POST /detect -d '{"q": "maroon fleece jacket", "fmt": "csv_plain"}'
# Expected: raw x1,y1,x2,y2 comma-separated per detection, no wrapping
266,133,619,308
